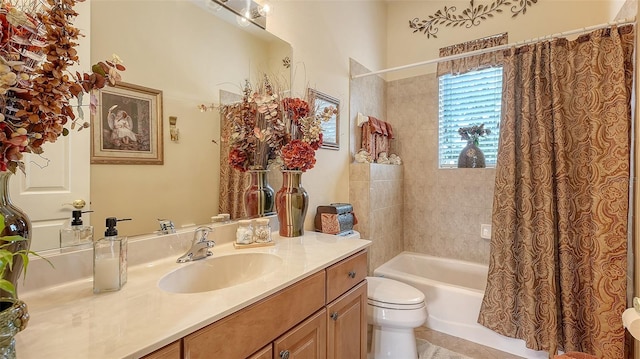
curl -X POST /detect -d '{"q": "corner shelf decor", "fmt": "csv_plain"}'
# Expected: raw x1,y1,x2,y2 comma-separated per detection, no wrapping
409,0,538,39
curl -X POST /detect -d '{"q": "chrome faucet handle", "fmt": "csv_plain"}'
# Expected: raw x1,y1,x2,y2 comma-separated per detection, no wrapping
158,219,176,235
193,226,214,244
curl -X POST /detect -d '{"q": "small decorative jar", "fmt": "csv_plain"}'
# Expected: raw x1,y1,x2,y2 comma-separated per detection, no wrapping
253,218,272,243
236,220,254,245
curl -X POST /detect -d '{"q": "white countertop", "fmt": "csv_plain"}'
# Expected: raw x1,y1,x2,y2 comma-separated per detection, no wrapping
15,231,371,358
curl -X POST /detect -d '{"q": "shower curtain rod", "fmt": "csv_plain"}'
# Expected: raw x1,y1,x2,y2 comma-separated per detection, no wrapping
351,17,636,80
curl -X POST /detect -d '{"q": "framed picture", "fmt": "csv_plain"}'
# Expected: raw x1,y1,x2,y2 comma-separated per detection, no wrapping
308,88,340,150
91,82,163,164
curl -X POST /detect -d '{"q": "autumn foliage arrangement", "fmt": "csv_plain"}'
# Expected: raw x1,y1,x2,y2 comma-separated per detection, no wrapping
0,0,125,173
225,76,335,173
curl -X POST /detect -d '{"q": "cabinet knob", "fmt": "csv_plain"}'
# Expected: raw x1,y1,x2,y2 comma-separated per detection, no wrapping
280,350,290,359
331,312,339,321
348,271,356,278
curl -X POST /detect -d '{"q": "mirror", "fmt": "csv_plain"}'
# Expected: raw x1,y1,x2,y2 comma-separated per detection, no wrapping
37,0,291,251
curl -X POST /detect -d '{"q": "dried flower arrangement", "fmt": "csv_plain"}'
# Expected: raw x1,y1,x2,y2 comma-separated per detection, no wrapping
226,77,286,172
225,75,335,173
0,0,125,173
458,123,491,146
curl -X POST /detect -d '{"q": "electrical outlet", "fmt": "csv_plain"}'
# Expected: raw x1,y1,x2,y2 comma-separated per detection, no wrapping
480,224,492,239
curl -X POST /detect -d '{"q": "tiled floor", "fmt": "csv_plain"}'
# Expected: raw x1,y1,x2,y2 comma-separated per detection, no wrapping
414,327,527,359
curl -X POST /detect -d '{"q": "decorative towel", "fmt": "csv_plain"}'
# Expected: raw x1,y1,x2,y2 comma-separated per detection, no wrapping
361,116,394,161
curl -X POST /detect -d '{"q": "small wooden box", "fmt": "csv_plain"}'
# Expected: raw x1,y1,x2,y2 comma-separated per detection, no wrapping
314,203,356,235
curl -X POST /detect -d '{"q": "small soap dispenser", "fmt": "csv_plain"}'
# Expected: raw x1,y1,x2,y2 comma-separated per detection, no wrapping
59,210,93,248
93,217,131,294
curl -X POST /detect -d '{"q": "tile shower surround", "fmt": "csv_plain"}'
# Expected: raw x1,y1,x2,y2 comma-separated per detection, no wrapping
350,59,495,268
387,73,495,265
350,163,404,274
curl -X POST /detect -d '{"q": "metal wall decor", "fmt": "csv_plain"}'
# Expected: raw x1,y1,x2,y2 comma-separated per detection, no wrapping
409,0,538,39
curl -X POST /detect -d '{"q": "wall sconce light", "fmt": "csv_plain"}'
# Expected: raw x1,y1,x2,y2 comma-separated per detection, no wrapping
169,116,179,142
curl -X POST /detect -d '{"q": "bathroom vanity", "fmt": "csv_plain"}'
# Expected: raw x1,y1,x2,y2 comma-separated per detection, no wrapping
14,229,371,358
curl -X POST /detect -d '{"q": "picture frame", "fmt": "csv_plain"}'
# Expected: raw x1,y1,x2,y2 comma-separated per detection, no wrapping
308,88,340,150
91,82,163,164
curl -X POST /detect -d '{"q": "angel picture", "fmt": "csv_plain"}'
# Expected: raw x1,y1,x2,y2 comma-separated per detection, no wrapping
108,105,138,145
91,82,163,164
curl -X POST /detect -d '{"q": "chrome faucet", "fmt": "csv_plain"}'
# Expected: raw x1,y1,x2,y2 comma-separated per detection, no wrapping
176,226,215,263
158,218,176,235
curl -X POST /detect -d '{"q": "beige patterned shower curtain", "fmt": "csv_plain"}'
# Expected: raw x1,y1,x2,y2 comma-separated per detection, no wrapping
219,104,247,219
478,25,634,358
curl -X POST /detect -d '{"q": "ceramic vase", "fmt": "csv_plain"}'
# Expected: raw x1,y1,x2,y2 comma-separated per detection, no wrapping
275,170,308,237
243,170,275,218
0,298,28,359
457,142,486,168
0,172,30,298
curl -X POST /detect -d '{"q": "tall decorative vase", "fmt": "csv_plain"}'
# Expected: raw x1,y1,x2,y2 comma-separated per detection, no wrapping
0,172,31,298
0,298,28,359
243,170,275,218
457,142,486,168
275,170,308,237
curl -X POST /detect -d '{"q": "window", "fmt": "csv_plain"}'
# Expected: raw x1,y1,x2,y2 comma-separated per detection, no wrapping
438,66,503,168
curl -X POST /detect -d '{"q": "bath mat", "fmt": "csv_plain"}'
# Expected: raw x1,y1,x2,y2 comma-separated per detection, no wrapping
417,339,473,359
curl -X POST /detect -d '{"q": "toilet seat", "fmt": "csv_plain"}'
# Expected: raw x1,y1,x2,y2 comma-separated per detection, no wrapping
367,298,425,310
366,276,425,309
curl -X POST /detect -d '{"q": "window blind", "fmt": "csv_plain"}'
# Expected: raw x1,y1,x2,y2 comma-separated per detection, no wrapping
438,66,503,168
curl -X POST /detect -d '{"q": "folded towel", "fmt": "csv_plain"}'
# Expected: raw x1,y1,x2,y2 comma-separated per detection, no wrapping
368,116,388,136
385,121,394,139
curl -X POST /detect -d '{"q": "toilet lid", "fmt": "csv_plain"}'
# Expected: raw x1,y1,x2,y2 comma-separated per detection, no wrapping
366,276,425,307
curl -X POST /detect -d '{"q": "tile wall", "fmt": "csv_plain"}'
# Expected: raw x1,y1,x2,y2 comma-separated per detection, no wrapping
349,60,495,268
387,73,495,264
350,163,404,274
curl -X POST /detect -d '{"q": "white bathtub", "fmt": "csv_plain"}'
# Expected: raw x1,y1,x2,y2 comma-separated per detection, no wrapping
373,252,548,359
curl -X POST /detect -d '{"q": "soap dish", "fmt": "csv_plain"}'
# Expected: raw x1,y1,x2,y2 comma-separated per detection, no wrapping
233,241,276,249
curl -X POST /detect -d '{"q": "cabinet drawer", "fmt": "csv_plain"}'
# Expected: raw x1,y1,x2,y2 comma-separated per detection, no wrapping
184,270,326,359
326,250,368,303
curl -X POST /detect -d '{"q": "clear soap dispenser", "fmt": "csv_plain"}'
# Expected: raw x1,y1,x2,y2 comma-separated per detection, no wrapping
59,210,94,249
93,217,131,294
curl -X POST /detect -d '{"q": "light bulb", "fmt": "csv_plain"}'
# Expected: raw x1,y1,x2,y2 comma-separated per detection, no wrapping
236,8,251,27
258,1,272,16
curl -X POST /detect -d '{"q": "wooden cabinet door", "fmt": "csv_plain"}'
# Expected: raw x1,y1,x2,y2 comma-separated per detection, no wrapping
141,341,181,359
326,281,367,359
274,308,327,359
248,344,272,359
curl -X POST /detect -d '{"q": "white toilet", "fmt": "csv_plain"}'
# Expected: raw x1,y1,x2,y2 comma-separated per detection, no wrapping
366,276,427,359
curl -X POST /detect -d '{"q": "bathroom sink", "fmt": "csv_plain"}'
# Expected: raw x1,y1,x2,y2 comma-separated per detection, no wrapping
158,252,283,294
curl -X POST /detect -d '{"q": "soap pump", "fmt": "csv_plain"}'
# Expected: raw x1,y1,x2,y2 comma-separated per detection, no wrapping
59,209,94,248
93,217,131,294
